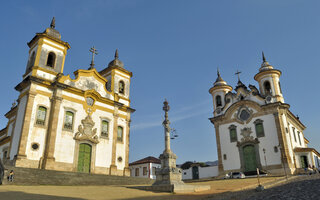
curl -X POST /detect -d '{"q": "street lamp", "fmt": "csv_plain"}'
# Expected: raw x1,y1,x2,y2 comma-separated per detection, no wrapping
263,148,268,172
170,128,178,140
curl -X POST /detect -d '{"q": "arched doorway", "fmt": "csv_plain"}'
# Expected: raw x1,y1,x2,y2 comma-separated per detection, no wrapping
77,143,92,173
243,145,257,172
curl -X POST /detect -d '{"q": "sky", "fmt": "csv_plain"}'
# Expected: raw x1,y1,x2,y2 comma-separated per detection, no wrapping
1,0,320,164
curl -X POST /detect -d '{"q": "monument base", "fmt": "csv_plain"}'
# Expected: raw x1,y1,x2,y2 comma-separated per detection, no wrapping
138,183,211,193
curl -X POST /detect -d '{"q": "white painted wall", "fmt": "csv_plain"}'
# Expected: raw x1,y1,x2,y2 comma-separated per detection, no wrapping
130,163,161,179
10,94,28,159
219,113,281,172
182,166,218,180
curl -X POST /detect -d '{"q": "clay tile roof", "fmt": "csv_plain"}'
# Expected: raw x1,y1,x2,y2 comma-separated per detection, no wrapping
129,156,161,166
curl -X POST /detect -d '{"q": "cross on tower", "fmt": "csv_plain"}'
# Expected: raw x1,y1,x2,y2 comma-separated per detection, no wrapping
89,46,98,69
235,70,241,82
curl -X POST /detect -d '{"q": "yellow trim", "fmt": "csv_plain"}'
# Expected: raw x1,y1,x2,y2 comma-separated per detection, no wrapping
111,70,115,94
42,39,66,52
33,66,59,76
36,90,52,97
59,68,111,95
114,69,131,79
254,69,281,82
33,39,44,66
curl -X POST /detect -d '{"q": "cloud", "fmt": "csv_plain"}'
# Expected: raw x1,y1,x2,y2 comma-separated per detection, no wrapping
131,100,211,131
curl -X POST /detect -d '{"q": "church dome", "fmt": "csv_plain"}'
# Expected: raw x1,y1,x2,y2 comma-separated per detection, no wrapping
43,17,61,40
259,52,274,72
213,69,228,87
108,49,124,68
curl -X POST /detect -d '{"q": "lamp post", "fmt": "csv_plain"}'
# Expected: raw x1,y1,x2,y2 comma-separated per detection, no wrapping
263,148,268,172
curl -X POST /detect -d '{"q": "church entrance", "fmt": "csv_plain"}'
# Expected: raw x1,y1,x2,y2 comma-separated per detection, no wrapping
77,143,92,173
243,145,257,172
300,156,308,169
192,166,199,180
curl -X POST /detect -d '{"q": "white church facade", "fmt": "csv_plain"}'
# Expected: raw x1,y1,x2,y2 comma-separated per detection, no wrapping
0,18,134,176
209,54,320,175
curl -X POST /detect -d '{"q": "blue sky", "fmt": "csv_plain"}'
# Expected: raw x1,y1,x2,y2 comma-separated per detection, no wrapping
1,0,320,164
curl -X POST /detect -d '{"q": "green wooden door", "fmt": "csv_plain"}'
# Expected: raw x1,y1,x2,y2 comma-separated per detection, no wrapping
243,145,257,172
78,143,92,173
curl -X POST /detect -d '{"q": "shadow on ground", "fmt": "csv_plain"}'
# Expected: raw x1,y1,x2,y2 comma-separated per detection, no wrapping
0,191,85,200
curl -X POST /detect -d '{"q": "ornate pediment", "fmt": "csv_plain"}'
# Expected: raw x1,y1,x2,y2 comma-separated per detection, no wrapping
237,127,259,147
74,115,99,144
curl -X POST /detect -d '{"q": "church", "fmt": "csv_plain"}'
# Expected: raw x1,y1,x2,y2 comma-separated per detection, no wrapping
0,18,134,176
209,54,320,175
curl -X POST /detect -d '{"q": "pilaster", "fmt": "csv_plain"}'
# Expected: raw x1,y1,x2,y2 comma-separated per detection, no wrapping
42,89,63,170
274,111,291,167
123,113,131,176
16,90,37,166
213,122,224,175
110,105,119,175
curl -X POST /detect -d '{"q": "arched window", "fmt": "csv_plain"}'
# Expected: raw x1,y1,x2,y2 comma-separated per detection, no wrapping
46,52,56,68
216,95,222,107
117,126,123,142
264,81,272,95
228,125,237,142
27,52,35,70
254,119,265,137
101,120,109,137
36,106,47,125
64,111,74,130
119,81,125,94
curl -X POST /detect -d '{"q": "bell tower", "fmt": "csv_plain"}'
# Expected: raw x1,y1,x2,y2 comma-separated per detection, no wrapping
254,52,284,103
24,17,70,79
209,69,233,116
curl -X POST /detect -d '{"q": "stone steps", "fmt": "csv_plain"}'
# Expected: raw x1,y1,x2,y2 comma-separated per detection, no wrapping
2,166,154,186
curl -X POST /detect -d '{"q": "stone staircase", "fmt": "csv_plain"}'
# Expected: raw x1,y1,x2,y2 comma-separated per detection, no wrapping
2,166,154,186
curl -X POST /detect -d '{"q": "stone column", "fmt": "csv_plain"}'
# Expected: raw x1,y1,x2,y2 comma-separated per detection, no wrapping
213,122,224,175
41,89,62,170
123,113,131,176
109,106,119,175
15,90,37,167
274,111,292,173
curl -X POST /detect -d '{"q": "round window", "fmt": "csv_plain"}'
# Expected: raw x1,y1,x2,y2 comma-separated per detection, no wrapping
240,110,250,121
118,156,123,162
31,143,39,150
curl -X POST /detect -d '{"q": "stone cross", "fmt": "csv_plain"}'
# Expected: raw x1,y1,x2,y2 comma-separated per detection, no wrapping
89,46,98,69
235,70,241,82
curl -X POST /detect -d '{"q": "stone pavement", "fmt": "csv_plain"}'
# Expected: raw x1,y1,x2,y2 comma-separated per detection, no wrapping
243,174,320,200
0,177,282,200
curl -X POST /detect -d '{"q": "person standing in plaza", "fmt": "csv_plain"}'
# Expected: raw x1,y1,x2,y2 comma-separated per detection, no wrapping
8,170,14,182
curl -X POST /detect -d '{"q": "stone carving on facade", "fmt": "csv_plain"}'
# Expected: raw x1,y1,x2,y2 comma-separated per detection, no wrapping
74,115,99,144
240,127,254,142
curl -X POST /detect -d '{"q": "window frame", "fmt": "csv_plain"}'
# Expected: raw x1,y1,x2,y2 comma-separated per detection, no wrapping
216,95,222,107
292,127,297,142
254,119,265,138
228,125,237,143
117,126,124,142
35,105,48,127
263,81,272,95
63,108,76,132
100,119,110,138
297,131,302,146
135,168,139,176
119,80,125,95
46,52,56,68
143,167,147,176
